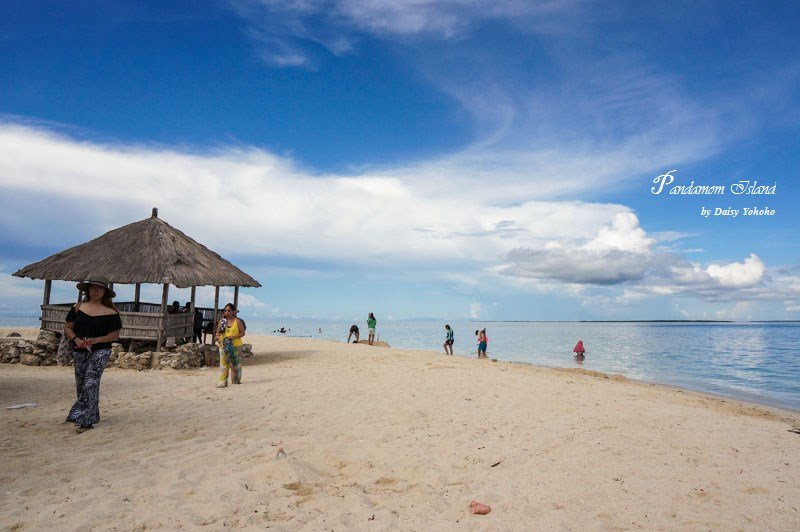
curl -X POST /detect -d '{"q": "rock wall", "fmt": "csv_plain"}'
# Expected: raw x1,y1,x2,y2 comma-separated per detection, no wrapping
1,331,253,371
0,330,60,366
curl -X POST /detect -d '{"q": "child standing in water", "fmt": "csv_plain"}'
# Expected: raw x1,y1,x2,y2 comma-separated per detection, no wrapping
573,340,586,359
476,329,487,358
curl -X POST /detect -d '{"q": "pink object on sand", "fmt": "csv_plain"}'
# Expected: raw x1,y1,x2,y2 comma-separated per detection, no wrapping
573,340,585,355
469,501,492,515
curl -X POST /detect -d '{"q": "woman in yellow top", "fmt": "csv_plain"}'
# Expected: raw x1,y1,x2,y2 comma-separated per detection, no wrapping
215,303,245,387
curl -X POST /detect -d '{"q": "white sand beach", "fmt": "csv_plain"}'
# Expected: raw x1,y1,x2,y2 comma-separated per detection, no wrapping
1,331,799,530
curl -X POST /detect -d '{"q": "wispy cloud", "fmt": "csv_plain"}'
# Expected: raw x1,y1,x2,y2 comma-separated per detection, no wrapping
229,0,573,64
227,0,733,204
226,0,800,211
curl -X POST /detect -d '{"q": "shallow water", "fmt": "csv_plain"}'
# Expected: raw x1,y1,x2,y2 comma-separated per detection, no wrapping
250,319,800,412
3,316,798,411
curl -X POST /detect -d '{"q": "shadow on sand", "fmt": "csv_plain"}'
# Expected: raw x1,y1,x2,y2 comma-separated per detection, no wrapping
244,350,320,366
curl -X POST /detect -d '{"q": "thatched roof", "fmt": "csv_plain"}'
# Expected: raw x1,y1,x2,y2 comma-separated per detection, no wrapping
13,209,260,288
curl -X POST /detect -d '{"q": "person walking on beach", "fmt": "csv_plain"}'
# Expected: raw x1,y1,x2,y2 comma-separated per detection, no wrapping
348,324,359,343
443,324,454,356
63,278,122,433
215,303,245,388
367,312,377,345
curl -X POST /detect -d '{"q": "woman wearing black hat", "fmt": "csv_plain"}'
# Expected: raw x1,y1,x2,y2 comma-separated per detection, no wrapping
63,278,122,433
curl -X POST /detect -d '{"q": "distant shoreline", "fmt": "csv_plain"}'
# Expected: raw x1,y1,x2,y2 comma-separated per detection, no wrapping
472,319,800,323
0,314,800,328
2,316,800,324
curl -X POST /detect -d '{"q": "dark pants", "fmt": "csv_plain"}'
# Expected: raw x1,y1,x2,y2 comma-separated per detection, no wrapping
193,327,203,343
66,348,111,427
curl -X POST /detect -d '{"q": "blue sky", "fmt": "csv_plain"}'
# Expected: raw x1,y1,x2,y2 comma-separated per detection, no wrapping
1,1,799,321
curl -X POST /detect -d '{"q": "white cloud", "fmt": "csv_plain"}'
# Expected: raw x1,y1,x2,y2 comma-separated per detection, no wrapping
675,305,690,319
615,289,646,305
224,292,265,309
500,212,656,285
0,123,633,269
584,212,654,253
666,254,765,292
0,272,42,299
494,208,790,311
619,254,796,308
714,301,753,321
469,302,482,319
705,254,765,288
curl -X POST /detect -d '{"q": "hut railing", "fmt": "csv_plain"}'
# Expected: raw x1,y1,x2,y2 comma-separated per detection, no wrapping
41,304,72,334
40,303,199,341
116,301,162,314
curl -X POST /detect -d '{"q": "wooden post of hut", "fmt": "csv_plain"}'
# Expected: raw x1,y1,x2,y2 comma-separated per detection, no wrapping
189,286,196,344
42,280,52,306
213,286,220,338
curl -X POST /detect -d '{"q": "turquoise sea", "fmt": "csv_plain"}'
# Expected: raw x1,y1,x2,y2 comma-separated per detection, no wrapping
3,316,798,412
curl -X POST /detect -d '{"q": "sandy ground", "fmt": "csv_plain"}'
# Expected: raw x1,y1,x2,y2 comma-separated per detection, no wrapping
0,328,38,340
1,332,799,531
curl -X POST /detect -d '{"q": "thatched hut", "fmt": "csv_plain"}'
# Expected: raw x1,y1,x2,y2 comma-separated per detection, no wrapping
13,208,260,351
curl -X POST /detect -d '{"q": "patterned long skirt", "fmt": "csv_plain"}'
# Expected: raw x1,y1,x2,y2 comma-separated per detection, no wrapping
66,348,111,427
217,341,242,387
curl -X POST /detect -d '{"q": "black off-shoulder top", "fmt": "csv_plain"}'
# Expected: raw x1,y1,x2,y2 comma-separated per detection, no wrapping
65,308,123,351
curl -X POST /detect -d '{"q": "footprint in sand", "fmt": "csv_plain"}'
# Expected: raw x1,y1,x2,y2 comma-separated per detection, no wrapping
282,481,315,496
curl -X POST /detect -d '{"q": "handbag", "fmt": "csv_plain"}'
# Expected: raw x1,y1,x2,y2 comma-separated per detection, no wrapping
58,301,82,365
56,334,73,366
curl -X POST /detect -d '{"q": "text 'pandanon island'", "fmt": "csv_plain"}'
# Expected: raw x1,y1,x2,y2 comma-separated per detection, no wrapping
651,170,777,195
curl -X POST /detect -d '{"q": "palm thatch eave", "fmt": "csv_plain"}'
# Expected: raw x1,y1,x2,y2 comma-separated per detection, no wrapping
13,211,261,289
